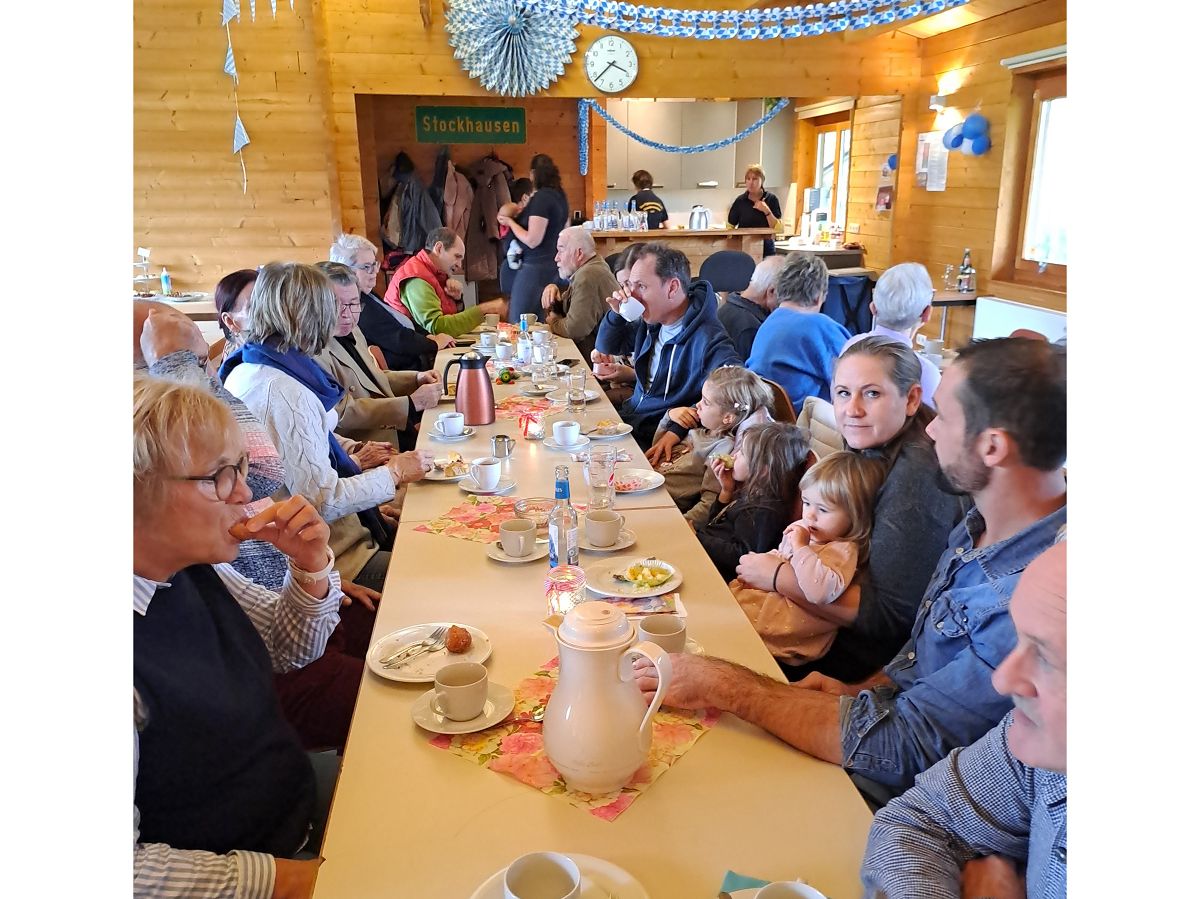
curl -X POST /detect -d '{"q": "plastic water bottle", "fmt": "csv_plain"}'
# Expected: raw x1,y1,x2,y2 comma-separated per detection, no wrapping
160,267,172,295
548,465,579,568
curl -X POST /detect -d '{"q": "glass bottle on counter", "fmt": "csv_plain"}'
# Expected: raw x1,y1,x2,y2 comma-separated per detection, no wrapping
956,248,976,293
548,464,579,568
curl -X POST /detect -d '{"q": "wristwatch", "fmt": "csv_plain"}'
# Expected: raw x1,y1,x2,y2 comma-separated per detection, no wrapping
288,545,336,586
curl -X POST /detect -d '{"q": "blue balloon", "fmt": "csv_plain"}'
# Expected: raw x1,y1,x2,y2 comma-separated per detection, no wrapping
886,153,897,171
962,113,989,140
943,123,964,150
970,135,991,155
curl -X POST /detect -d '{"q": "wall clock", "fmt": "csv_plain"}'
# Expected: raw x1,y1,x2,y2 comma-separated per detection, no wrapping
584,35,638,94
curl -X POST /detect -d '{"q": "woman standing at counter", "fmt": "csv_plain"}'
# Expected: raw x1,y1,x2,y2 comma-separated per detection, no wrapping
498,154,569,324
627,169,669,229
727,163,782,256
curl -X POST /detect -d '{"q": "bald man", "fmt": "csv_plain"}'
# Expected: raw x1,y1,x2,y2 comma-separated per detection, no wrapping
540,225,619,360
717,254,786,360
861,539,1068,899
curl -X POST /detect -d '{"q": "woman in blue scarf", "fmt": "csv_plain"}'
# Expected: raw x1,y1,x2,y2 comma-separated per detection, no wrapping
223,262,429,593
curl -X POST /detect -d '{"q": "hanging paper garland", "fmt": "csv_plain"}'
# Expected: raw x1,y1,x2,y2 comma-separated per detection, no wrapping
445,0,579,98
533,0,972,41
578,98,790,174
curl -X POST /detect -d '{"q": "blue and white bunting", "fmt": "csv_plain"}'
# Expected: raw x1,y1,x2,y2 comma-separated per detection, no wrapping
249,0,255,21
223,43,238,84
233,113,251,154
221,0,240,27
270,0,277,16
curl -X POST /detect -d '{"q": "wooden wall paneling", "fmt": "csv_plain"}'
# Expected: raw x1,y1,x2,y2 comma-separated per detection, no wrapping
846,97,901,271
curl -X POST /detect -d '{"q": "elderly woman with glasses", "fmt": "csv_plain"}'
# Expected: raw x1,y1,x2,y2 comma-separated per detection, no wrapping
329,232,455,372
222,262,430,592
133,374,341,899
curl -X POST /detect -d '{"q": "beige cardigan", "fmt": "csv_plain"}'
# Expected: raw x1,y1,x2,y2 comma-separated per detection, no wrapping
315,327,421,447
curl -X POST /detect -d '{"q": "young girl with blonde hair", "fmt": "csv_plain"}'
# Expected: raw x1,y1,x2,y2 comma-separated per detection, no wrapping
645,365,775,524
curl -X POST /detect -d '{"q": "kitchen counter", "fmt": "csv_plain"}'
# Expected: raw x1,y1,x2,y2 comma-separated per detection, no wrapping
592,227,776,273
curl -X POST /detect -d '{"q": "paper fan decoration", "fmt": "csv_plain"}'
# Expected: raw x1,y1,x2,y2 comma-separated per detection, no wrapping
446,0,579,97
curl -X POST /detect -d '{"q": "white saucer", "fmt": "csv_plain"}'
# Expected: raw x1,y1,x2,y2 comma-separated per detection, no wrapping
367,623,493,683
471,344,499,355
578,528,637,553
430,426,476,442
587,422,634,440
543,436,591,452
487,541,550,564
459,476,517,496
470,854,649,899
411,683,515,735
520,385,554,397
424,462,470,482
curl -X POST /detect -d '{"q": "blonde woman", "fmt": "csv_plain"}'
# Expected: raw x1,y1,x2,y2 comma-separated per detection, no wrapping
727,163,783,256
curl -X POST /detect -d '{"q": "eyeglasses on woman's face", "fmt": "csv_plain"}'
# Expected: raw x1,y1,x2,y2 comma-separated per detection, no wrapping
350,261,380,273
172,454,250,501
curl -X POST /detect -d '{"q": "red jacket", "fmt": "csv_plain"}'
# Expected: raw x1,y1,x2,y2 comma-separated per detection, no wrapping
382,250,455,319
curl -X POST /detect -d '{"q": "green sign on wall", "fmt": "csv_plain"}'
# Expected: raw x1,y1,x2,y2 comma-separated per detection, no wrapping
415,106,527,144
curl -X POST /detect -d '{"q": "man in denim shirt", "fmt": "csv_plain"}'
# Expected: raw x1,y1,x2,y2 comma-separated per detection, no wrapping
633,338,1067,801
861,539,1067,899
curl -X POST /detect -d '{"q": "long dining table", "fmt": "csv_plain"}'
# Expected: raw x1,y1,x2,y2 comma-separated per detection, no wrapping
313,333,873,898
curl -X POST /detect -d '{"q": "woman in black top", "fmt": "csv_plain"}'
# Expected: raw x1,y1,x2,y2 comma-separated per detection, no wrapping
498,154,569,323
627,169,669,230
727,163,783,256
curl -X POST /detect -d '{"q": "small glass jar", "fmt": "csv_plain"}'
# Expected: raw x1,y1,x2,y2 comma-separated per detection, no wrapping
545,565,587,616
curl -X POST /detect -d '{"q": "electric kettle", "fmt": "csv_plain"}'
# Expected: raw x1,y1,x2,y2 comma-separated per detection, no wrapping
688,205,712,230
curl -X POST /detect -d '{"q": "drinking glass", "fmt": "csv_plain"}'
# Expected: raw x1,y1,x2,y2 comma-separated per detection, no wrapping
584,446,616,511
564,369,587,414
592,201,603,230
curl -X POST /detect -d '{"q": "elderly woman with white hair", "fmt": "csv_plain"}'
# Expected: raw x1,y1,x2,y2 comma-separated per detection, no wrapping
222,261,431,593
133,374,341,898
329,232,454,372
843,262,941,408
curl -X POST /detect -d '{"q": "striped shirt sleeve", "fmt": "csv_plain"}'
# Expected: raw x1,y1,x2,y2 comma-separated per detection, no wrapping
134,721,276,899
212,563,343,673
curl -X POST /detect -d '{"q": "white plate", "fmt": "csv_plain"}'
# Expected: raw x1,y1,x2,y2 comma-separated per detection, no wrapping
578,527,637,553
585,557,683,598
459,476,517,496
430,426,476,442
519,385,554,397
411,683,515,735
486,541,550,564
543,436,591,453
157,292,208,302
587,422,634,440
367,623,493,684
613,468,666,494
546,388,601,404
470,854,649,899
470,344,499,355
424,461,470,482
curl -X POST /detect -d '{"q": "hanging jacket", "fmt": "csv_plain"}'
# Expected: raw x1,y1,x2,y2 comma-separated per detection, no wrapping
443,158,474,241
464,155,513,281
429,147,449,217
381,158,443,254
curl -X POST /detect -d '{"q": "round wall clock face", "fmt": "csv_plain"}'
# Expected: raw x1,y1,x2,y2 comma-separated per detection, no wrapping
584,36,638,94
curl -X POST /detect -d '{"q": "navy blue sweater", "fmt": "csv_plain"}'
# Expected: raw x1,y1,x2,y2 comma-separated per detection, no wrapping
596,279,741,444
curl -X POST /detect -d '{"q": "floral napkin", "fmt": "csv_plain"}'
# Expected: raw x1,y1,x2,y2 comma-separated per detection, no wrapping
430,656,720,821
413,495,519,543
495,395,557,421
590,592,686,617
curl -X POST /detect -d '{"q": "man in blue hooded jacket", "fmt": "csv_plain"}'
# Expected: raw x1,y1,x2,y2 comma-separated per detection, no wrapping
593,243,742,449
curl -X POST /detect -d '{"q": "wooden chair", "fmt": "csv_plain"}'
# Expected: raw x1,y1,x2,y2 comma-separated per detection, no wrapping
797,396,842,458
368,345,389,371
759,377,797,425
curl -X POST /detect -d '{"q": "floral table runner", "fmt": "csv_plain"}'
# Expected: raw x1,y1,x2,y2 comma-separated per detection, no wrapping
495,395,557,421
413,495,519,543
430,656,720,821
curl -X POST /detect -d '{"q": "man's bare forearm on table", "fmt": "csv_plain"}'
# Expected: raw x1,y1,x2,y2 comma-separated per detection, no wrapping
706,659,844,764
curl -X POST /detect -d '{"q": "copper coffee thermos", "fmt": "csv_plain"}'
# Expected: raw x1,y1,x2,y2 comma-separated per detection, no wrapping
443,351,495,426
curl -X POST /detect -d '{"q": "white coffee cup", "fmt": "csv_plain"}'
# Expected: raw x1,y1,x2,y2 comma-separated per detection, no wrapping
470,456,502,491
754,883,828,899
437,412,465,436
495,343,514,362
520,313,538,326
618,296,646,322
432,661,488,722
552,420,581,447
479,331,498,348
584,510,624,547
923,337,944,356
485,313,500,330
637,614,686,653
532,329,551,346
499,518,536,557
503,852,581,899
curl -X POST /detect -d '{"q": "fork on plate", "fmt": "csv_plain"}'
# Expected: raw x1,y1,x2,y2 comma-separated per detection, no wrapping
379,626,448,667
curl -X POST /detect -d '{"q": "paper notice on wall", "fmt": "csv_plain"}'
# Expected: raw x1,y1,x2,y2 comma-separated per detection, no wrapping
916,132,948,192
875,161,895,211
